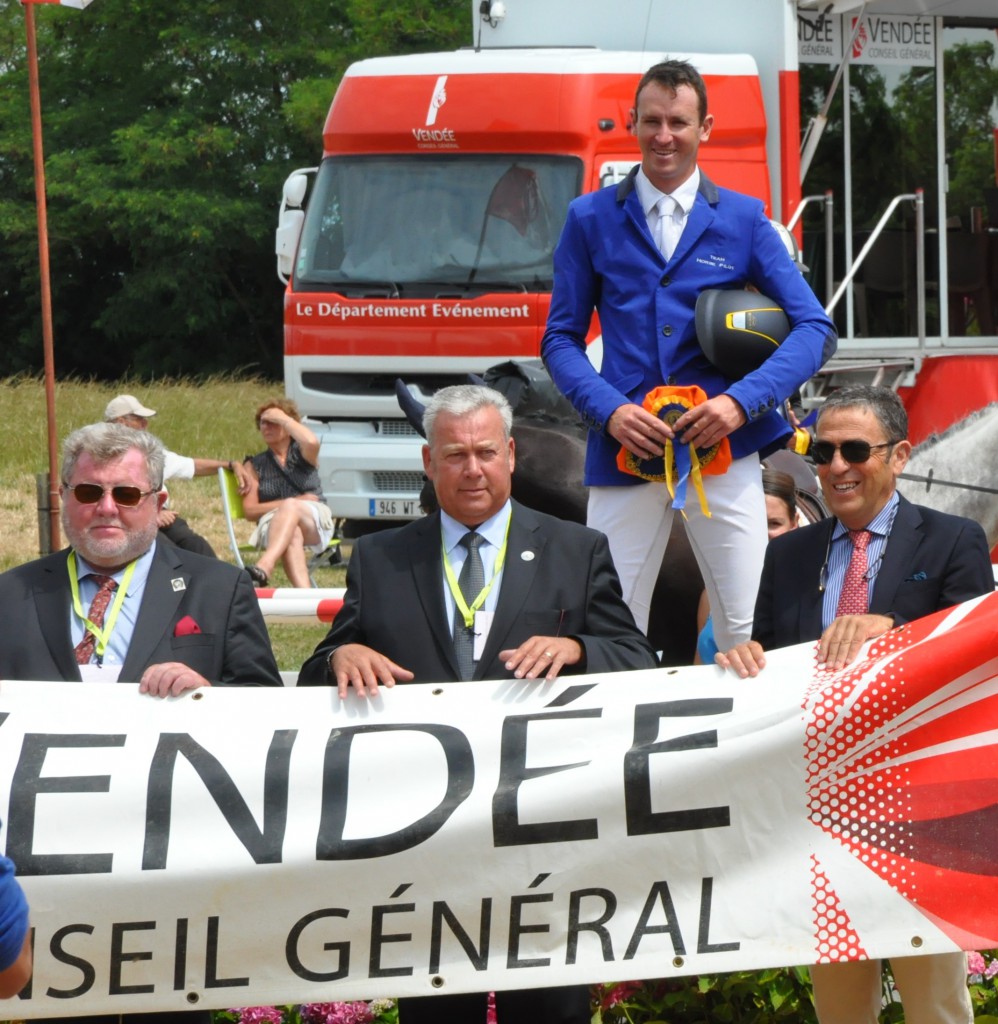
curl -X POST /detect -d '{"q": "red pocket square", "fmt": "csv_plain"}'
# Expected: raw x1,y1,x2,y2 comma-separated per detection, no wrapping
174,615,201,637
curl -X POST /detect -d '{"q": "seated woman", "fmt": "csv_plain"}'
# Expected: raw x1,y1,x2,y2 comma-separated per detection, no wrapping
242,399,334,588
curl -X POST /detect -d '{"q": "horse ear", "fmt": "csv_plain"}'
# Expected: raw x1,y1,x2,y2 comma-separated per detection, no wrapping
394,379,427,439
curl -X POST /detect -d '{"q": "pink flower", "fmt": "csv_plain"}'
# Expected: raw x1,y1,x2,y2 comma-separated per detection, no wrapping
987,959,998,980
600,981,644,1009
228,1008,284,1024
300,1002,375,1024
968,951,987,975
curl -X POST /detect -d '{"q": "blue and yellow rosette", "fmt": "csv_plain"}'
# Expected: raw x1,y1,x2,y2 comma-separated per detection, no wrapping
616,384,732,516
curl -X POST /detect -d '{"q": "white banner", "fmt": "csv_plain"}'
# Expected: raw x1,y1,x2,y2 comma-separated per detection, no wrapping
798,12,842,66
2,593,998,1018
799,12,935,67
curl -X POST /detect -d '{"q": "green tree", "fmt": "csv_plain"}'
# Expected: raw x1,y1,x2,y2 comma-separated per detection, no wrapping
0,0,465,380
894,39,998,223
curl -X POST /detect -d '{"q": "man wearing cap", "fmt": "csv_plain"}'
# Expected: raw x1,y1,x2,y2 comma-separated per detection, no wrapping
104,393,250,557
541,58,836,652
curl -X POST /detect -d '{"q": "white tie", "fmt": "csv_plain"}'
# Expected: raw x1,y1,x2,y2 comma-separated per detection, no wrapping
657,195,683,260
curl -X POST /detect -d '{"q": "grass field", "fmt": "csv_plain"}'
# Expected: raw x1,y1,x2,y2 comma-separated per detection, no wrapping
0,375,345,670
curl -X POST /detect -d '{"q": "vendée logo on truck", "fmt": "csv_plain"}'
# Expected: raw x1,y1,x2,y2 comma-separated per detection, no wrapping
412,74,458,148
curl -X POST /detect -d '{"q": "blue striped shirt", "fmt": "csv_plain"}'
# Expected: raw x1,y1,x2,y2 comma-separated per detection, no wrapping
70,542,157,670
821,492,900,630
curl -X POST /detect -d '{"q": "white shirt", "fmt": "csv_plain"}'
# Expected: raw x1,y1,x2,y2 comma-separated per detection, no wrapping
164,449,195,481
634,166,701,258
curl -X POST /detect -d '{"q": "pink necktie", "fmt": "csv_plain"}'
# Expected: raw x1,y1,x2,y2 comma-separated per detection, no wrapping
74,575,118,664
835,530,871,617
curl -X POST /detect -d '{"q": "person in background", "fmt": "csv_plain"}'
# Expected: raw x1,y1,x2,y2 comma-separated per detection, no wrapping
299,384,656,1024
104,394,251,557
541,58,836,653
241,398,334,589
0,837,31,999
717,384,994,1024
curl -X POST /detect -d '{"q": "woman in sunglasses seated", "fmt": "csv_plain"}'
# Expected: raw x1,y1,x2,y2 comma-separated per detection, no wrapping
241,398,334,589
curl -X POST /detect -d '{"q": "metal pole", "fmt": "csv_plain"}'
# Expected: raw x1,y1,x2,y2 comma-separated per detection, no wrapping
914,188,926,352
825,193,918,314
24,1,61,549
35,472,52,556
824,190,835,310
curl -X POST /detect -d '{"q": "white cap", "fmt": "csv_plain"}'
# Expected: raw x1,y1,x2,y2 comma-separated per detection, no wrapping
104,394,157,421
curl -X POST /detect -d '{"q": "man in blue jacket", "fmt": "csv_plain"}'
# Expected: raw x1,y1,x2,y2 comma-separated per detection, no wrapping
542,59,837,651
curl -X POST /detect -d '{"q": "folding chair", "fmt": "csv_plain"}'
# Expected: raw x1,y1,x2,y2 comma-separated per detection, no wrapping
217,466,256,569
217,467,342,583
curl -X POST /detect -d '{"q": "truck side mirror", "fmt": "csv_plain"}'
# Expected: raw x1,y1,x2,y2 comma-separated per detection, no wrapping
276,208,305,282
275,169,315,283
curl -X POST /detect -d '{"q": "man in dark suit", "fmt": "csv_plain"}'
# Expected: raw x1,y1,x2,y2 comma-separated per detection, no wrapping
0,422,281,1024
299,384,656,1022
0,422,281,693
718,384,993,1024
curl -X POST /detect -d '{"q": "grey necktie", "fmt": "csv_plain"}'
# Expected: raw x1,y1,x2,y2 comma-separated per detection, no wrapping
453,531,485,680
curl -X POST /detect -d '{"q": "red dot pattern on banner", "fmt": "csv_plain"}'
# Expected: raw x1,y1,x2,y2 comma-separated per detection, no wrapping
810,854,868,962
802,627,918,957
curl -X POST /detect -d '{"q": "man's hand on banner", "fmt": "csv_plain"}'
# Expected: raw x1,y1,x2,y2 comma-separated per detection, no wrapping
818,613,893,670
330,643,414,699
501,635,584,681
715,641,767,678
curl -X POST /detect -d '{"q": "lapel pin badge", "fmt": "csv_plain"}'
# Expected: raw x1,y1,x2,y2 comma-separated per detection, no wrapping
171,578,187,592
521,550,535,561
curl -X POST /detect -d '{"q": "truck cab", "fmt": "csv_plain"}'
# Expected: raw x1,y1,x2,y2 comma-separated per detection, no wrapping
279,48,770,521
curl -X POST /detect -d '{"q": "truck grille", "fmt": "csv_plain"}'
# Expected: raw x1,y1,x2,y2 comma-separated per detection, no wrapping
376,420,420,437
373,471,424,493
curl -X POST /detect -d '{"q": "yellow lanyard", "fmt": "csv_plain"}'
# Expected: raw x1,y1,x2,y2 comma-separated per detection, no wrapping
67,552,137,663
442,514,512,629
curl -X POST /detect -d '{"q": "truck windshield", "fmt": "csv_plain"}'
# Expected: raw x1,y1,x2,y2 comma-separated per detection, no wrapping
293,155,582,295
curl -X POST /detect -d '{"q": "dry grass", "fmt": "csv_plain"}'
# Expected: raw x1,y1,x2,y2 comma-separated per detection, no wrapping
0,375,342,669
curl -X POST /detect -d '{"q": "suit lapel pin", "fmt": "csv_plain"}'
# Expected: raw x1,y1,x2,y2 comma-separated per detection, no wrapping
171,578,187,592
521,551,535,561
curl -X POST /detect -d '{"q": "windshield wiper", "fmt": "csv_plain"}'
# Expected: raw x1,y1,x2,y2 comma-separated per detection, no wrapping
430,280,530,296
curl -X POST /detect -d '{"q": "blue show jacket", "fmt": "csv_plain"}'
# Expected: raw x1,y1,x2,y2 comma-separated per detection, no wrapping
542,168,837,486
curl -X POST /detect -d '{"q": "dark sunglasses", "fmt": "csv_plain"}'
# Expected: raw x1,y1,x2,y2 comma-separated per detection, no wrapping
68,484,156,507
811,439,901,466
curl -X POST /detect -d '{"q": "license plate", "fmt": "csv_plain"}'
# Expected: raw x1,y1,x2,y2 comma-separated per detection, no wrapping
369,498,418,517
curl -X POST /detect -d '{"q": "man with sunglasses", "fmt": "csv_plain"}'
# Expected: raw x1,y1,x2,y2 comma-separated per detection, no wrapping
0,422,281,699
718,384,993,1024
